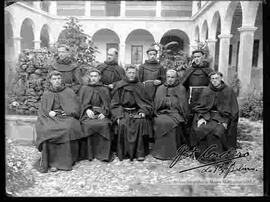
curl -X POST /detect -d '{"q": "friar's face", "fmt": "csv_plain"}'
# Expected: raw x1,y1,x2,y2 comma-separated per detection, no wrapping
89,72,100,84
166,70,177,85
50,75,62,89
58,47,69,59
193,52,204,66
107,49,118,62
210,74,222,88
126,68,137,81
147,51,157,61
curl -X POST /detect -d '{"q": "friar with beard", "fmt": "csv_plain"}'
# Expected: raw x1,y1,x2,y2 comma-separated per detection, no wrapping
111,65,154,161
97,48,125,89
152,69,189,160
50,44,83,94
190,72,239,163
35,71,84,173
138,47,166,101
78,68,113,162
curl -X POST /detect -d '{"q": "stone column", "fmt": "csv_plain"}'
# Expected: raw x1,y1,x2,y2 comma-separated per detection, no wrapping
119,42,126,67
237,26,257,96
156,1,161,17
49,1,57,15
33,40,41,49
120,1,126,17
85,1,91,17
189,42,198,56
206,38,217,69
217,34,232,82
13,37,22,58
33,1,41,10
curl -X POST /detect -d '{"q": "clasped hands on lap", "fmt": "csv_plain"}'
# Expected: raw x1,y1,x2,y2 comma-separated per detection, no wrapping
86,109,105,120
197,118,227,129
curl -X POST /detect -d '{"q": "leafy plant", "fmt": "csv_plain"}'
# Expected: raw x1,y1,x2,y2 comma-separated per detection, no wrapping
239,91,263,121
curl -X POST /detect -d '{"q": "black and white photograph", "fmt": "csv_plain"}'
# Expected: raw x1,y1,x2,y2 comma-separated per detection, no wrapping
5,0,264,197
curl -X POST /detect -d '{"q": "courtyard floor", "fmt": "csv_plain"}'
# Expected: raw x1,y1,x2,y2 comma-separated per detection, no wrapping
6,118,263,197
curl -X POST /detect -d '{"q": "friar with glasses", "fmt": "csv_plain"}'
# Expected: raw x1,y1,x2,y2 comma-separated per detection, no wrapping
138,47,166,101
190,71,239,163
97,48,125,89
111,65,154,161
50,44,83,94
35,70,84,173
152,69,189,160
78,67,113,162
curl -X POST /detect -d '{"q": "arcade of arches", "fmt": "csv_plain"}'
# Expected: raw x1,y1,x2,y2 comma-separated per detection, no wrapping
5,1,263,95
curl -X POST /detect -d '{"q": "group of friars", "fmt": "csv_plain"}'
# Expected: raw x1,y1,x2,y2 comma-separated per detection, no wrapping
35,44,239,173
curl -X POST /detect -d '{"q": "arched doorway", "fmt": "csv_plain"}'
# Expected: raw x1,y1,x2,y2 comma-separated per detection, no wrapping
125,29,155,65
92,29,120,63
160,29,190,54
20,18,35,51
40,24,50,48
228,2,242,81
201,20,209,42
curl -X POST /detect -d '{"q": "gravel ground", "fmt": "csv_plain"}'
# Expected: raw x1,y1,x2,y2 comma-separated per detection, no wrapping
7,118,263,197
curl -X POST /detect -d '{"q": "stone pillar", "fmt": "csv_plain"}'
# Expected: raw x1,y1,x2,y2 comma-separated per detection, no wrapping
119,42,126,67
156,1,161,17
49,1,57,15
13,37,22,58
217,34,232,82
120,1,126,17
189,42,198,56
85,1,91,17
237,26,257,96
33,1,41,10
33,40,41,49
206,38,217,69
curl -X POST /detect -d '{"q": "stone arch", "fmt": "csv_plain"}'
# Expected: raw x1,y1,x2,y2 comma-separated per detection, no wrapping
125,29,155,65
223,1,241,34
201,20,209,42
209,11,221,39
40,24,51,48
160,29,190,53
92,28,120,63
20,18,35,51
194,25,200,43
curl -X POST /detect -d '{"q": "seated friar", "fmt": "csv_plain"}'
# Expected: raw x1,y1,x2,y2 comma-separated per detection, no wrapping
78,68,112,162
190,71,239,163
110,65,154,161
34,70,84,173
152,69,189,160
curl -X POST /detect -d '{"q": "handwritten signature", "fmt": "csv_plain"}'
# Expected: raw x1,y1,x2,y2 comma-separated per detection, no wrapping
169,144,257,178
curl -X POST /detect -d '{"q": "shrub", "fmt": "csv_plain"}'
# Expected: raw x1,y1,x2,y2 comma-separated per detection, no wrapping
6,137,35,195
239,91,263,121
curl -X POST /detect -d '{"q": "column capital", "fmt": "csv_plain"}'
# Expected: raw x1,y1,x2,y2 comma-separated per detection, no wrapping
206,38,217,43
13,37,22,41
218,34,233,39
237,26,257,33
33,40,41,43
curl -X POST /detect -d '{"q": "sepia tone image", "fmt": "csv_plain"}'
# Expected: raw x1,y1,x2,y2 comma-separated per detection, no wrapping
5,0,263,197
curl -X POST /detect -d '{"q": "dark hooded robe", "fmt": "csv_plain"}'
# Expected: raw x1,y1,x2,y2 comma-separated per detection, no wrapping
190,81,239,163
111,77,154,161
97,61,125,86
78,83,112,161
181,60,213,109
138,60,165,101
152,80,189,160
51,57,83,94
35,84,84,172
